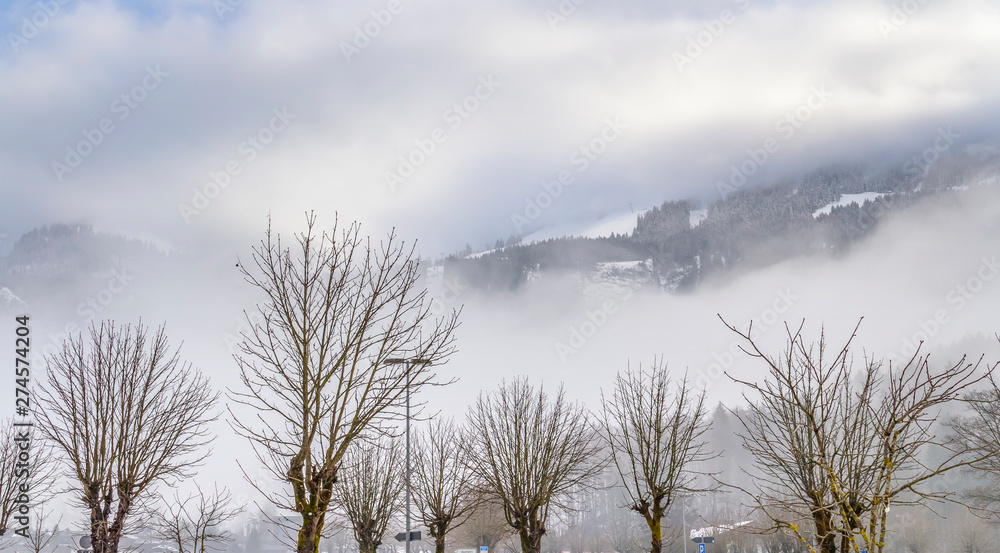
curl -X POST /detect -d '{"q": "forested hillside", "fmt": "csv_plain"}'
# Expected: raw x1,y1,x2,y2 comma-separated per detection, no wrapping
443,145,1000,293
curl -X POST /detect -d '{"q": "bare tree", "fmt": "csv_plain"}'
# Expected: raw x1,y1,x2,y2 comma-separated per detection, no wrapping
154,484,242,553
886,509,941,553
949,510,996,553
230,213,459,553
598,361,714,553
951,373,1000,510
0,420,56,540
465,378,604,553
0,422,20,543
412,418,478,553
723,317,995,553
602,503,641,553
21,506,59,553
36,321,219,553
454,500,514,551
331,439,405,553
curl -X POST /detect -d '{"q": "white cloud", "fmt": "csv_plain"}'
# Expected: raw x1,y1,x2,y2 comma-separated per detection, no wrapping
1,0,999,252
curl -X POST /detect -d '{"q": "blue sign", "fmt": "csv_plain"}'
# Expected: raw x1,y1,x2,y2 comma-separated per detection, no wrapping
480,547,488,553
699,544,706,553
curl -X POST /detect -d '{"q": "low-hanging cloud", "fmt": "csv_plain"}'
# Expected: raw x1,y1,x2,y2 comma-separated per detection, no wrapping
1,0,999,256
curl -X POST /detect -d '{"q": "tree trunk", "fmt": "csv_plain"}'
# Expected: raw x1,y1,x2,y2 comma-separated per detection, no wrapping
293,458,336,553
476,534,497,552
429,521,448,553
518,517,545,553
641,507,663,553
297,511,322,553
519,530,543,553
359,542,379,553
812,510,837,553
89,489,123,553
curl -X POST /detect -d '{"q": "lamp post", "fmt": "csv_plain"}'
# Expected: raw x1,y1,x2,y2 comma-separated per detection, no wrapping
385,357,431,553
682,494,687,553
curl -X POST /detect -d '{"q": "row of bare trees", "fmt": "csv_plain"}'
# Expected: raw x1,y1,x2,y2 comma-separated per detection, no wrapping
5,213,1000,553
0,213,460,553
316,370,694,553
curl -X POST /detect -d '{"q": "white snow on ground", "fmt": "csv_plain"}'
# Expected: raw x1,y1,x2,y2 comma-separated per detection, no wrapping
812,192,886,218
689,209,708,228
522,209,648,243
585,259,654,301
465,248,499,259
592,260,648,275
464,210,648,259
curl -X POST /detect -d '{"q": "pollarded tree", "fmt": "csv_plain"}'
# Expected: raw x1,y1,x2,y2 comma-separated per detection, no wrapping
724,317,995,553
598,361,714,553
37,321,218,553
411,418,478,553
230,213,459,553
465,378,604,553
331,439,404,553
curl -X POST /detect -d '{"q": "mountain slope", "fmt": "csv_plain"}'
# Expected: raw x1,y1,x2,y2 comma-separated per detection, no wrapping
440,144,1000,295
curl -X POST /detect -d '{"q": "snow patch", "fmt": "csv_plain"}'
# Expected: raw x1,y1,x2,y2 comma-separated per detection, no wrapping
689,209,708,228
523,210,647,243
584,259,653,300
466,210,649,259
812,193,886,218
465,248,500,259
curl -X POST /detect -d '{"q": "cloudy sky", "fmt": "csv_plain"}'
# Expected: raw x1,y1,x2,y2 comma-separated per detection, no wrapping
2,0,1000,258
5,0,1000,526
0,0,1000,532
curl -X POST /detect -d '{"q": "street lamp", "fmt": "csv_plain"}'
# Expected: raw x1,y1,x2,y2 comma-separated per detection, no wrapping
385,357,431,553
682,494,687,553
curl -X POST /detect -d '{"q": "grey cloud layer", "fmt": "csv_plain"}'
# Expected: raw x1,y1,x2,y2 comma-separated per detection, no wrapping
1,0,998,253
